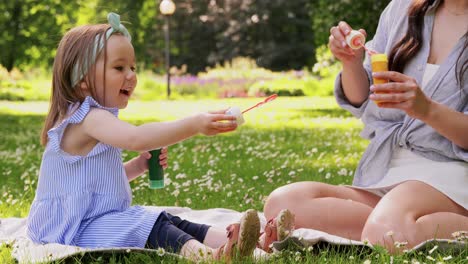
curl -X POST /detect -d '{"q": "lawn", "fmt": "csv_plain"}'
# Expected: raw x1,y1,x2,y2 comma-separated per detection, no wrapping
0,97,465,263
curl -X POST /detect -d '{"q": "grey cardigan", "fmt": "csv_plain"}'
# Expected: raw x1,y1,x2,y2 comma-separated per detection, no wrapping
334,0,468,187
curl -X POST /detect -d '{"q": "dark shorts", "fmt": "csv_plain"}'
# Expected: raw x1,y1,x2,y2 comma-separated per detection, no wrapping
145,211,211,253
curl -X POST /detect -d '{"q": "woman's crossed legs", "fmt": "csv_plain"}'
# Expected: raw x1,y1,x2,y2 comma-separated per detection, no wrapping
263,180,468,252
362,180,468,252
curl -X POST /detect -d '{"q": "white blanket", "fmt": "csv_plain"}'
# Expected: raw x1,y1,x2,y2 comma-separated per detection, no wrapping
0,206,465,263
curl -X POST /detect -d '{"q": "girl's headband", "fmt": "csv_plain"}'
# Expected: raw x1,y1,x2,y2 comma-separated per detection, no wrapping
71,12,132,87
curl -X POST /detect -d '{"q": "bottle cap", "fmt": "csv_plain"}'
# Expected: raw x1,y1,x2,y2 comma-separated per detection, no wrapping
345,30,365,50
371,53,388,63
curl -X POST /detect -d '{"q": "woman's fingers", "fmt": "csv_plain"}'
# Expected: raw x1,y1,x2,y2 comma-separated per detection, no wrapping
372,71,415,83
358,29,367,38
371,70,418,92
338,21,352,36
329,35,354,56
329,22,362,59
371,82,412,93
330,26,347,48
370,90,415,103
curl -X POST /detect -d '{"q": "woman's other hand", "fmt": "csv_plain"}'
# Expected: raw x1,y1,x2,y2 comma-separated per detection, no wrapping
369,71,433,120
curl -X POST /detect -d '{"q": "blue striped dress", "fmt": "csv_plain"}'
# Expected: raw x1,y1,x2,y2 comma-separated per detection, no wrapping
27,96,161,248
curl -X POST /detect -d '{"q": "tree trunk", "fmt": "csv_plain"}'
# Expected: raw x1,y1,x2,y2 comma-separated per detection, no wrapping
6,1,22,71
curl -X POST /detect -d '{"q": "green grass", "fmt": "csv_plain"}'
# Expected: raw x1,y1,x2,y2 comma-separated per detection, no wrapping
0,97,466,263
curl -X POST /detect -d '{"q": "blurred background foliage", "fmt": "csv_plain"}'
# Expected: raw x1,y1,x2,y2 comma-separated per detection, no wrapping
0,0,391,100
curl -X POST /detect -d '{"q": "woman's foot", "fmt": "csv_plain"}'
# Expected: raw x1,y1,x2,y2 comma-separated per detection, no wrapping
259,209,295,252
214,209,261,261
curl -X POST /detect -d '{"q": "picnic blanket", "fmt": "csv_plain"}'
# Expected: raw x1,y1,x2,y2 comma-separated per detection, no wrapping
1,206,465,263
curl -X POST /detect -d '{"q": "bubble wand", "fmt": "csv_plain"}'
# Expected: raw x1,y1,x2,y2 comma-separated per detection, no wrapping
358,42,377,56
242,94,278,114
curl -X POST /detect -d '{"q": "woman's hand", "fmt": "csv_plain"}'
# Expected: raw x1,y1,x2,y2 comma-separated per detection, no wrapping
196,109,238,136
369,71,433,120
328,21,366,66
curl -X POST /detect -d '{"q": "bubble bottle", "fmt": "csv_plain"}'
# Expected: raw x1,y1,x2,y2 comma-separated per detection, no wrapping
370,53,389,106
148,149,164,189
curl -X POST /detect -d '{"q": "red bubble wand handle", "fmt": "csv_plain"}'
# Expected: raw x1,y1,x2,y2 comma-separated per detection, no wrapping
242,94,278,114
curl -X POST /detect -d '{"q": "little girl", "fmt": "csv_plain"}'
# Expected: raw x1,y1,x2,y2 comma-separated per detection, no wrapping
26,13,260,261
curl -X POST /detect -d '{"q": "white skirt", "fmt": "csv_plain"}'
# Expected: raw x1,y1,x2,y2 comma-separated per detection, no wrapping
352,148,468,209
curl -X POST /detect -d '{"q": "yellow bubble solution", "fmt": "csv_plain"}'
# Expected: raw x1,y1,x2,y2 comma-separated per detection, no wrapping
370,53,389,106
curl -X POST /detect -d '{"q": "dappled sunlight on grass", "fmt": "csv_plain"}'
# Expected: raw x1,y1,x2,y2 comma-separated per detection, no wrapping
0,97,368,217
0,97,367,215
0,102,49,116
2,97,466,263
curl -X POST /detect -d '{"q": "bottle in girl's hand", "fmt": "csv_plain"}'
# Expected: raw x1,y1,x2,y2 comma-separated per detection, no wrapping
148,149,164,189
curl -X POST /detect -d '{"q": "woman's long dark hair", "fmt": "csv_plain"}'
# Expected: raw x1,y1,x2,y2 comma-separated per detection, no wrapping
388,0,467,87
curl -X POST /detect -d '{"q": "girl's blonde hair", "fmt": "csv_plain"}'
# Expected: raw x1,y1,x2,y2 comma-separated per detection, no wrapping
41,24,110,146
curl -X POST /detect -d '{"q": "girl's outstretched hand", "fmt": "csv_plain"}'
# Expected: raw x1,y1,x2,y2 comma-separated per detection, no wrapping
196,109,238,136
328,21,366,65
369,71,433,120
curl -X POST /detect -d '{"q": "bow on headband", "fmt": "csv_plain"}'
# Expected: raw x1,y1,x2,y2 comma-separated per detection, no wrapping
71,12,132,87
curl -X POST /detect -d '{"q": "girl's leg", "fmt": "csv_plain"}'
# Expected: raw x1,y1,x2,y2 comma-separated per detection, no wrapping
148,210,260,261
361,180,468,253
165,213,242,248
181,209,261,261
164,213,226,248
264,181,381,240
147,212,198,252
147,212,220,260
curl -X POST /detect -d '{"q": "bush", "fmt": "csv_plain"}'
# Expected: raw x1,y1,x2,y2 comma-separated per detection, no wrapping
172,76,219,98
0,52,342,101
0,65,51,101
248,78,305,96
303,76,334,97
132,74,167,100
200,57,278,80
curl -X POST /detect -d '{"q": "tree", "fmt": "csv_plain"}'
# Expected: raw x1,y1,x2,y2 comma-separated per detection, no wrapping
0,0,392,73
94,0,164,70
311,0,392,48
165,0,315,73
0,0,79,71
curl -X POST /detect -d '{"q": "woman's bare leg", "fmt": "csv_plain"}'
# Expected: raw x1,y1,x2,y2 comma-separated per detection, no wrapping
263,181,380,240
362,180,468,253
